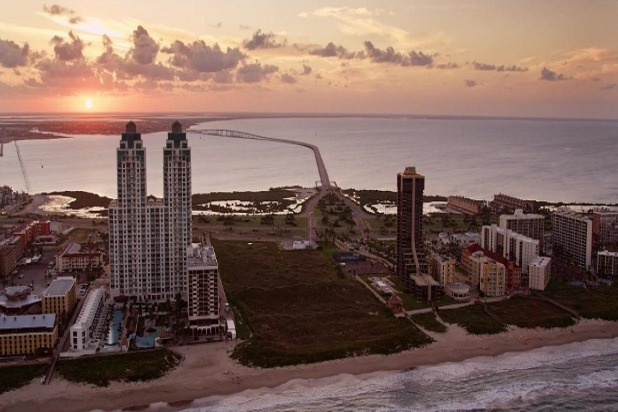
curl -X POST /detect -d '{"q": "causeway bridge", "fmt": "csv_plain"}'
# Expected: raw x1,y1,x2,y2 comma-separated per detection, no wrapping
189,129,332,191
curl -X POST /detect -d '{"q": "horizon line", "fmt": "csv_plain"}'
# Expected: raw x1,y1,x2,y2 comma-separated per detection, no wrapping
0,111,617,123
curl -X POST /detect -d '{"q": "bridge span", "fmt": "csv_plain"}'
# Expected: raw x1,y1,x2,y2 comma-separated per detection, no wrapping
189,129,332,191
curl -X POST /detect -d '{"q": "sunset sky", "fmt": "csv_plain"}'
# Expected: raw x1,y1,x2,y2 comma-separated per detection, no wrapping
0,0,616,118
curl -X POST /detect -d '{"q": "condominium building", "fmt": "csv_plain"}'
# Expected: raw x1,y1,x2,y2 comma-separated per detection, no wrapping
447,196,484,215
0,314,57,356
42,276,77,321
592,211,618,250
481,224,540,274
70,287,106,351
529,256,552,291
429,251,456,286
109,121,192,302
499,209,545,251
597,250,618,277
479,258,506,297
462,244,520,293
552,209,593,269
187,244,220,334
491,193,534,213
0,236,23,278
56,242,104,273
396,167,440,302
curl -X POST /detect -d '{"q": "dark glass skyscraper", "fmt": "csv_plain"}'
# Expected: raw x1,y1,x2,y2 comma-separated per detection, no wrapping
396,167,439,302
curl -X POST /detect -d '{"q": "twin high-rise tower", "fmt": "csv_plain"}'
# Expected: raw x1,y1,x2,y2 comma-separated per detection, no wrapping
109,121,192,301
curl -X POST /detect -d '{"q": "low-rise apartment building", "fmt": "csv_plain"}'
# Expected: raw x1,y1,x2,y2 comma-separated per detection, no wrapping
529,256,552,291
0,314,57,355
56,242,104,273
597,250,618,277
447,196,484,215
70,287,106,351
42,276,77,321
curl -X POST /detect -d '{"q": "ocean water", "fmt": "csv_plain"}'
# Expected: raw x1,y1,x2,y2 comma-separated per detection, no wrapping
182,337,618,412
1,116,617,203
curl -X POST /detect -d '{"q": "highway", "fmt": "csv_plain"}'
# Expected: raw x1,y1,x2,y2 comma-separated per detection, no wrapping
189,129,331,191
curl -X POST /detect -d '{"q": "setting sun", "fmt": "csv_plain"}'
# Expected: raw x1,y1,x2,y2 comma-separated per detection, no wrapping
84,98,93,110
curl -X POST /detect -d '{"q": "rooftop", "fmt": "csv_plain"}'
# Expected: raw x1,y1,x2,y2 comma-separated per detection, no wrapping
0,314,56,331
598,250,618,257
412,274,440,287
187,243,218,268
44,276,76,297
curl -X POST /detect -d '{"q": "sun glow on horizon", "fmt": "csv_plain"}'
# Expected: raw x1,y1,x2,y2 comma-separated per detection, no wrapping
84,98,93,110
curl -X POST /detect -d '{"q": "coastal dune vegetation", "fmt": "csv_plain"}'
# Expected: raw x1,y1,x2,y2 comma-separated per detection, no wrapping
214,240,432,367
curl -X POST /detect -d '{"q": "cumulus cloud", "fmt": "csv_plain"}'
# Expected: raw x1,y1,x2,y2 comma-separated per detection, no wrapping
43,4,74,15
436,62,459,69
236,61,278,83
243,29,282,50
408,50,433,66
301,64,312,75
472,61,527,72
128,26,159,65
363,41,433,66
540,67,568,81
465,79,477,87
280,73,296,84
162,40,244,73
309,42,356,59
44,4,82,24
50,31,84,61
0,39,34,68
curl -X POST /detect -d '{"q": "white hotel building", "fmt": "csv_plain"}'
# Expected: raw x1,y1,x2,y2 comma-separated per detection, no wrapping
70,287,106,351
481,224,540,274
109,121,192,302
552,209,593,269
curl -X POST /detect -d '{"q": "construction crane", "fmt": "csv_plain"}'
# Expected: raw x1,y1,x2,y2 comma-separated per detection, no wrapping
14,140,31,193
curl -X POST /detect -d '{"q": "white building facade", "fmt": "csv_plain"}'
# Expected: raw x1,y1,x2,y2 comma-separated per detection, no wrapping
70,287,106,351
552,209,593,269
481,224,540,274
529,256,552,291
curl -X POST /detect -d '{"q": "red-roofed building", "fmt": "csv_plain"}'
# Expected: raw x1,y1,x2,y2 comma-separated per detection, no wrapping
462,243,522,294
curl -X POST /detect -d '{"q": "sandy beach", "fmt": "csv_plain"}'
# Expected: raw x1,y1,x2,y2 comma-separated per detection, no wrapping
2,318,617,412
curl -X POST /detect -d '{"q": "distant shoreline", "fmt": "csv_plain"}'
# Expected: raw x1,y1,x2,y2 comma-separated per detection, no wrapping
2,113,617,143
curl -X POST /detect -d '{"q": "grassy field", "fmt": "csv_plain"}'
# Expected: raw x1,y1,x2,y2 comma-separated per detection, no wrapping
214,240,432,367
542,280,618,321
488,295,575,329
57,349,181,387
0,363,48,394
438,304,507,335
411,312,447,333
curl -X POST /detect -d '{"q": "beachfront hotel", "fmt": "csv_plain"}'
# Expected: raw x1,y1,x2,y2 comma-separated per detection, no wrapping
396,167,440,302
109,121,192,302
0,313,57,356
552,209,593,269
41,276,77,320
499,210,545,251
481,224,540,275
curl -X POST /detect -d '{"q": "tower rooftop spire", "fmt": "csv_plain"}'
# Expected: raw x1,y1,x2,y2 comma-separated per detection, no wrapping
126,121,137,134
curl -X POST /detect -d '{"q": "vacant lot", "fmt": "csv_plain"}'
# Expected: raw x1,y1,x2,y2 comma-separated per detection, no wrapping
438,304,507,335
542,281,618,321
214,240,432,367
57,349,181,387
488,295,575,329
0,363,48,394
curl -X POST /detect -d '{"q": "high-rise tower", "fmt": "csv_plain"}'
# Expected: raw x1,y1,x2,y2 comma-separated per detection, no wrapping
109,121,192,302
396,167,439,302
164,121,192,298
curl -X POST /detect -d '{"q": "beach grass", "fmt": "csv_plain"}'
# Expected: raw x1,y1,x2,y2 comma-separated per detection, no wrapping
411,312,448,333
542,281,618,321
214,240,433,367
57,349,181,387
0,363,48,394
438,304,507,335
488,295,576,329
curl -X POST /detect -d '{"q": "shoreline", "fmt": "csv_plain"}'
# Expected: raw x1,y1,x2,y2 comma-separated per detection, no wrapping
3,318,617,412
